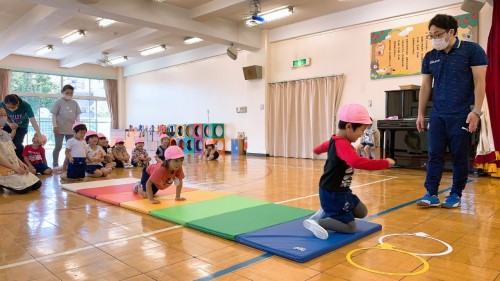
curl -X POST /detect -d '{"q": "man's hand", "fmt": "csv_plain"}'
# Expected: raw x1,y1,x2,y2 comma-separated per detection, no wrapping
466,112,480,132
416,114,425,133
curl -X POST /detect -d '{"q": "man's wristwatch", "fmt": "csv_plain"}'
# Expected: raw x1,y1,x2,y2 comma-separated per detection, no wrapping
472,108,483,118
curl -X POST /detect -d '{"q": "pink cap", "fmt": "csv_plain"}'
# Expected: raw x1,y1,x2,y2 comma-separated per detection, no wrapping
114,137,125,144
135,138,145,144
72,122,84,130
84,130,97,138
164,145,185,160
205,139,214,145
159,134,169,140
39,134,48,146
337,104,372,125
97,133,106,139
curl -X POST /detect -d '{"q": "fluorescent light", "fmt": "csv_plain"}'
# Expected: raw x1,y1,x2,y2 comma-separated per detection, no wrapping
108,56,128,65
35,45,54,56
184,36,203,45
261,6,294,22
152,0,166,2
97,18,116,28
61,30,86,44
139,44,166,56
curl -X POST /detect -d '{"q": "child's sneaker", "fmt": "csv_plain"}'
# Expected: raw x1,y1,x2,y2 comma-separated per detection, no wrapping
441,193,461,208
132,181,141,194
124,163,133,168
416,192,440,207
303,219,329,240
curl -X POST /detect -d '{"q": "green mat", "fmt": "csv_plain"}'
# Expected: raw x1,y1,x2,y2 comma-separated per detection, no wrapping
186,204,315,240
150,195,267,225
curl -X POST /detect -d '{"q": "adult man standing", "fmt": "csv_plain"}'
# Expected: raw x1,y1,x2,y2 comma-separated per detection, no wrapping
51,84,81,167
416,14,488,208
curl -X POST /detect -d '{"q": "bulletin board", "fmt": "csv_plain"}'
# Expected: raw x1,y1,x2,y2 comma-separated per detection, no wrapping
370,13,478,80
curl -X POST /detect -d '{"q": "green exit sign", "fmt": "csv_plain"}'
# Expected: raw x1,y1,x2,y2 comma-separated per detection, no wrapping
292,57,311,68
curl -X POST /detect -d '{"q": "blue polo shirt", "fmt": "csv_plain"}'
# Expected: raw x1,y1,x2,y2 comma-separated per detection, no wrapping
422,38,488,117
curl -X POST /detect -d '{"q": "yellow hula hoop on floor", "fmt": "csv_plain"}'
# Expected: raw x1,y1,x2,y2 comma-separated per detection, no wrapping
346,243,430,276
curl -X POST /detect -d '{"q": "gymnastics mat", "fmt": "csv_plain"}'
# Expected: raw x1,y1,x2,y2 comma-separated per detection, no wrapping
236,217,382,263
77,183,138,199
150,196,268,225
187,204,314,240
61,178,139,192
96,187,197,205
120,190,229,214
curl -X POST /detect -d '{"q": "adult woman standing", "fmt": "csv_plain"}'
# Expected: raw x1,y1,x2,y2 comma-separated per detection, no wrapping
0,94,42,160
51,84,81,167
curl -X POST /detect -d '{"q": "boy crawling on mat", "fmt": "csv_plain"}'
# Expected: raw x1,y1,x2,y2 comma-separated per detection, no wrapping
303,104,395,239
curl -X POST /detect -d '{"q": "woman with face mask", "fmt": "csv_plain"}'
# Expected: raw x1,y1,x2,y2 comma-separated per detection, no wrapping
0,94,42,160
50,84,82,167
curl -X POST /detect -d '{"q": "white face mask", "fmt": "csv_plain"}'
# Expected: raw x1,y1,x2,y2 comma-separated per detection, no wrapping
64,95,72,101
0,117,7,127
432,34,450,51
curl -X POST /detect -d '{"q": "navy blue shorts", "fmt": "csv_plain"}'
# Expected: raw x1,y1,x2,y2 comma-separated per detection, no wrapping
67,157,86,179
86,165,102,174
212,151,219,160
32,163,50,174
361,142,374,147
319,189,361,224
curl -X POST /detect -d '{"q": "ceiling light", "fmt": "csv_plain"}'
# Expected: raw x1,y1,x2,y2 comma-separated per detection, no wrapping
108,56,128,65
61,30,86,44
184,36,203,45
139,45,166,56
97,18,116,28
261,6,294,22
152,0,166,2
35,45,54,56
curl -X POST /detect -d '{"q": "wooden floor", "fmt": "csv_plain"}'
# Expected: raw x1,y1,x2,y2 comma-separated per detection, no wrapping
1,154,499,281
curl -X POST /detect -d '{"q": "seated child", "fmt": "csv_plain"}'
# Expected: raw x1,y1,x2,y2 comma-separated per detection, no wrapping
112,138,133,168
61,122,88,181
85,131,111,178
0,106,42,194
133,146,186,204
131,138,151,167
303,104,395,239
98,133,117,169
155,134,170,163
199,139,219,160
355,118,377,159
22,134,52,175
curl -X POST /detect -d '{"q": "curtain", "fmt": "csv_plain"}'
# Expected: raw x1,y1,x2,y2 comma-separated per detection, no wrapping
0,69,11,101
267,75,344,159
475,0,500,177
104,79,119,129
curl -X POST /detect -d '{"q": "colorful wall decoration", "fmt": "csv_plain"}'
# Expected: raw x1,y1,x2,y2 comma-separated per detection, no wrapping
370,13,478,80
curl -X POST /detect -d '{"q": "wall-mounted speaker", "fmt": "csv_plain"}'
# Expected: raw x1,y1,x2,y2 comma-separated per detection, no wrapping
242,65,263,80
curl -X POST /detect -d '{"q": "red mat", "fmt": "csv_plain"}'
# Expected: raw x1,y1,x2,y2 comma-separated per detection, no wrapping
77,183,139,198
96,186,197,205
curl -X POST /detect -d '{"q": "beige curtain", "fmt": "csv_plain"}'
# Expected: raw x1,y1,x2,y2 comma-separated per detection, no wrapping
104,79,118,129
267,75,345,158
0,69,11,101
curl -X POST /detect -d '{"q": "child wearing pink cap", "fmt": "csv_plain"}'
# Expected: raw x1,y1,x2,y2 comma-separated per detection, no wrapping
303,104,395,239
131,138,151,167
155,134,170,163
112,138,133,168
199,139,219,160
85,131,112,178
97,133,116,169
22,134,52,175
61,122,88,181
133,146,186,204
355,117,378,159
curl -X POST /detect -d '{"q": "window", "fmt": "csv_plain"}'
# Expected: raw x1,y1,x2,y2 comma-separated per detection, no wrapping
9,71,111,148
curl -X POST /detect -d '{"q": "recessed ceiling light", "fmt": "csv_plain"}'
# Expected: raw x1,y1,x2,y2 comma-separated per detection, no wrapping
61,30,86,44
97,18,116,28
35,45,54,56
184,37,203,45
139,45,166,56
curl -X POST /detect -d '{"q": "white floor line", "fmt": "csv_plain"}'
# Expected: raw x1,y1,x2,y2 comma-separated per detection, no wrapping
275,177,398,204
0,225,183,270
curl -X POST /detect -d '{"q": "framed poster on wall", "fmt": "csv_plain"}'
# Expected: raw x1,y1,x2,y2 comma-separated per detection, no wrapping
370,13,478,80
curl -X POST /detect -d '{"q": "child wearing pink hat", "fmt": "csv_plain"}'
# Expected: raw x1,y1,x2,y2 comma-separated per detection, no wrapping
61,122,88,181
112,138,133,168
199,139,219,160
97,133,116,169
131,138,151,167
303,104,395,239
133,146,186,204
84,131,112,178
22,134,52,175
155,134,170,163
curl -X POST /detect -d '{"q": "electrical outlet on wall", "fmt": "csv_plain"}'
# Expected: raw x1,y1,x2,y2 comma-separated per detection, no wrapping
368,100,372,107
260,104,264,110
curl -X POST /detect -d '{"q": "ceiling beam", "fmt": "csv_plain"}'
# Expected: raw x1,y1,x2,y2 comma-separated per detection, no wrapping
190,0,248,21
24,0,261,51
60,28,163,68
0,5,75,60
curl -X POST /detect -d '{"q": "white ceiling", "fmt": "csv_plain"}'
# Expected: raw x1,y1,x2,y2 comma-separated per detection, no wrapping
0,0,381,68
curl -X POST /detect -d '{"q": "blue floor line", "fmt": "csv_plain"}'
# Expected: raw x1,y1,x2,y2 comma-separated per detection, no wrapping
195,181,472,280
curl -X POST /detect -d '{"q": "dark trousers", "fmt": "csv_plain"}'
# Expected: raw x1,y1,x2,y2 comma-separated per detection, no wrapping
12,127,28,160
424,115,471,197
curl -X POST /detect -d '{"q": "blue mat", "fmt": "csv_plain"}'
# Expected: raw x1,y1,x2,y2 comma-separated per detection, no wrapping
236,217,382,263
